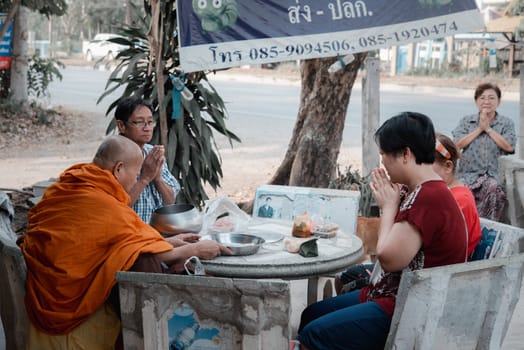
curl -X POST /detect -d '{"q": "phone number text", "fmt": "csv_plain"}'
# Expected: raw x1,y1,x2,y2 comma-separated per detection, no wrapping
208,21,459,64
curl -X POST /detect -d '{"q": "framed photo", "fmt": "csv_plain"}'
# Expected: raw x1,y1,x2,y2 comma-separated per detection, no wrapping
253,185,360,234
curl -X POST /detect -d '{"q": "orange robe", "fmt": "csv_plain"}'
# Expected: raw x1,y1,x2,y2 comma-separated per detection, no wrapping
20,163,173,335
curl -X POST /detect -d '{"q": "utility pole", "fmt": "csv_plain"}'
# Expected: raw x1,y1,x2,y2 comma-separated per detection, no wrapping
362,57,380,178
125,0,132,26
517,64,524,159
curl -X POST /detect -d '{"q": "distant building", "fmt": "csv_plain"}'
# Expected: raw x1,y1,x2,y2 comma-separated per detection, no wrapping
382,0,514,76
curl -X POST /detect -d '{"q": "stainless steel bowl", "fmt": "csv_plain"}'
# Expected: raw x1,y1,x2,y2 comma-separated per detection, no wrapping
211,233,266,256
150,204,203,235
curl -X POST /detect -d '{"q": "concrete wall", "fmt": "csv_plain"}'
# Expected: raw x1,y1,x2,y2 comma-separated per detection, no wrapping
0,192,28,350
499,156,524,228
386,254,524,350
480,217,524,257
386,219,524,350
116,272,291,350
2,191,292,350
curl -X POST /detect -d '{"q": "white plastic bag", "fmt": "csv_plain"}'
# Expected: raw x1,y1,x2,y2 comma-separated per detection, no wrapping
201,195,251,234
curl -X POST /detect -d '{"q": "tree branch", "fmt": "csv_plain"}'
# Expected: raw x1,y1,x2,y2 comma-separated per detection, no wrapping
0,0,21,41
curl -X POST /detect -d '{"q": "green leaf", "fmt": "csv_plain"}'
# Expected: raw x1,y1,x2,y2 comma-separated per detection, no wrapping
96,4,241,209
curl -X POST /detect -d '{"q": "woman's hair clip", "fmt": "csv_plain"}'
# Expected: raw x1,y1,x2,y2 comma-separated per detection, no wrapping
435,139,451,160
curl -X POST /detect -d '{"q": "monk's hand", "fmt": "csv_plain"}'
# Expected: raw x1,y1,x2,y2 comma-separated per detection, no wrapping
141,146,165,183
194,240,233,259
176,233,201,243
370,168,400,212
165,236,188,247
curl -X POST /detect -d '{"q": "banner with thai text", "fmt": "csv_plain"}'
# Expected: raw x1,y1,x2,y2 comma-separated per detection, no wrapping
177,0,484,73
0,13,12,70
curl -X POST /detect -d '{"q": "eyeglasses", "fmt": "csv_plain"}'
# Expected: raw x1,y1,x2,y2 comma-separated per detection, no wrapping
127,120,156,128
478,96,498,102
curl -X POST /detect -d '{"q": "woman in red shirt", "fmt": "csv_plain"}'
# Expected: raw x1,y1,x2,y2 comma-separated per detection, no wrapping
297,112,468,350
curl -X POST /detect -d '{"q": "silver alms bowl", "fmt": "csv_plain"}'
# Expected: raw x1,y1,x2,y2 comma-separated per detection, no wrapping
211,233,266,256
150,204,203,235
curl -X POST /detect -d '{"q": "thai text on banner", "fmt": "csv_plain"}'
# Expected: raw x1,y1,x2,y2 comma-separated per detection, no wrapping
177,0,484,73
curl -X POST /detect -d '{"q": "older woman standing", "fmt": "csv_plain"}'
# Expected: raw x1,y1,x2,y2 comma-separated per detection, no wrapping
452,83,516,222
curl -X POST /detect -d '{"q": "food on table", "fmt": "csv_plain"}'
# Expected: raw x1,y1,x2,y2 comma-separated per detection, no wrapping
313,223,339,238
292,212,312,238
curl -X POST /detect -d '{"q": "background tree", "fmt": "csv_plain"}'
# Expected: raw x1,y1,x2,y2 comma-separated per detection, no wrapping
24,0,142,57
505,0,524,41
17,0,369,210
57,1,86,55
0,0,66,103
506,0,524,15
98,1,239,209
10,4,28,102
80,0,142,38
97,1,367,209
269,55,366,188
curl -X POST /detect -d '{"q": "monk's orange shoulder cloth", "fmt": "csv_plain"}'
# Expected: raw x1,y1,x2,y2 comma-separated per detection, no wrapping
20,163,173,335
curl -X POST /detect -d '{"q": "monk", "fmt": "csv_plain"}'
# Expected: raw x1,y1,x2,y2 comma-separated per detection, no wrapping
20,135,230,349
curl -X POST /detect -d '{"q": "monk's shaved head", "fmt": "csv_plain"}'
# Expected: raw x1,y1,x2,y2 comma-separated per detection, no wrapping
93,135,142,171
93,135,144,192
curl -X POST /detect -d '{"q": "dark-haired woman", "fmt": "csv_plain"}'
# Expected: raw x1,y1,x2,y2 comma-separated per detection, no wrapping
452,83,516,222
296,112,467,350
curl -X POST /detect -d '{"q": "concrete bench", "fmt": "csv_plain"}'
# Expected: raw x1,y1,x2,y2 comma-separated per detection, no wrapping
478,217,524,258
0,192,28,350
385,218,524,349
116,271,291,350
499,155,524,227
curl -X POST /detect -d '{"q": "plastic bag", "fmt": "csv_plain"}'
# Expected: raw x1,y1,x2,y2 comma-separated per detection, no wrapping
201,195,251,234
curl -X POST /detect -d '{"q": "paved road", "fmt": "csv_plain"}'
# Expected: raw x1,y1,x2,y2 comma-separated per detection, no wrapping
47,66,520,152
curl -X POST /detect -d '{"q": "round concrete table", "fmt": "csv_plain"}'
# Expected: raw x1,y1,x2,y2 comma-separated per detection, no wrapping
201,219,363,304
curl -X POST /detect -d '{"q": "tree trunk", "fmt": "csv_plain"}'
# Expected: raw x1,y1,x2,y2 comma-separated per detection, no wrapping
9,5,28,105
147,0,168,149
269,54,366,188
0,0,20,43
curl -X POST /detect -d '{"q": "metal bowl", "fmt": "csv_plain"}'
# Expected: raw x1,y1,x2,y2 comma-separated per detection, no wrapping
150,204,203,235
211,233,266,256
